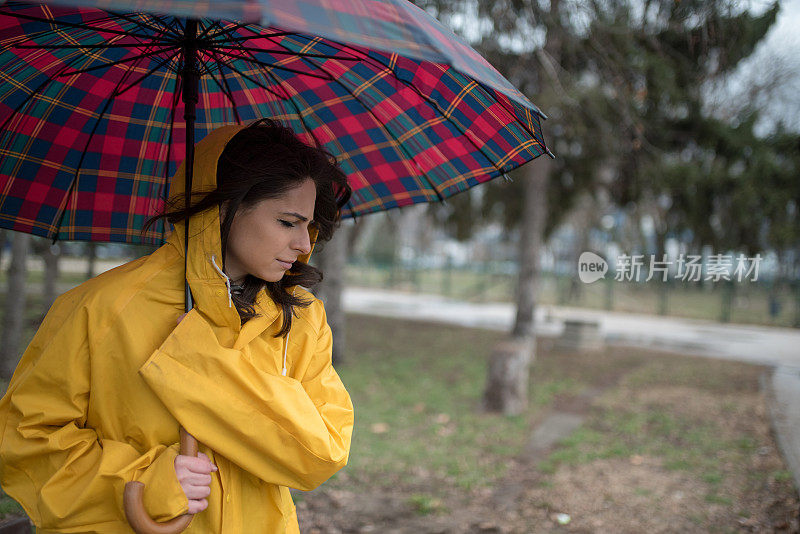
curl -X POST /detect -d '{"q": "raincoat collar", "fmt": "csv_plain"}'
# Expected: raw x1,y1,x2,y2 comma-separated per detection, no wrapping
164,123,319,336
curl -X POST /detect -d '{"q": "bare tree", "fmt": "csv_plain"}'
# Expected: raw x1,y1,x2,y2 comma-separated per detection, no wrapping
483,0,564,415
42,243,61,314
86,242,97,279
315,222,353,366
0,230,6,267
29,237,63,315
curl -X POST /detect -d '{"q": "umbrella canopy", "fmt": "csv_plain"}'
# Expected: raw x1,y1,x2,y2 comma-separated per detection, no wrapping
0,0,550,245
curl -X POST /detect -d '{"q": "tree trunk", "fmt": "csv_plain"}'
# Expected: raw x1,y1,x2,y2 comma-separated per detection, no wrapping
86,242,97,279
483,157,552,414
512,156,552,338
42,243,61,314
316,223,352,366
483,0,562,413
483,339,533,415
0,229,6,268
1,233,30,380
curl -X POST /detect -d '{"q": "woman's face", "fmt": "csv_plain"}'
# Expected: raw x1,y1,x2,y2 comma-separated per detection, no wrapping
223,178,316,284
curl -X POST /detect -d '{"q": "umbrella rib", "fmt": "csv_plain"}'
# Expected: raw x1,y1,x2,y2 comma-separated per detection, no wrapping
112,12,174,38
170,16,185,35
213,48,333,81
204,21,255,41
236,30,446,204
14,41,176,49
211,44,360,62
227,26,362,63
203,51,285,102
257,33,445,203
2,10,153,40
142,66,180,244
340,43,506,177
470,79,547,159
210,30,296,44
158,57,183,238
230,42,328,149
0,12,121,48
204,49,242,123
15,13,177,49
115,51,182,97
58,44,182,76
0,28,128,143
298,52,446,203
197,19,229,41
51,38,165,242
260,65,327,150
148,13,184,41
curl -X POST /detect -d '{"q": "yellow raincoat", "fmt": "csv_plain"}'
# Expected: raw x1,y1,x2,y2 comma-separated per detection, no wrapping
0,124,354,533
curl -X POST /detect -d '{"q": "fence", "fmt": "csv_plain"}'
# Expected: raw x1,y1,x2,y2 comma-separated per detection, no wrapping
346,261,800,328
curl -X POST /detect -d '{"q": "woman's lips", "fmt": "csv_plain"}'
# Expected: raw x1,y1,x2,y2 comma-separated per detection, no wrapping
277,259,294,269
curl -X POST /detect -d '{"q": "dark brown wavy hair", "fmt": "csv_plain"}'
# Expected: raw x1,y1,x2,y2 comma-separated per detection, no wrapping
144,118,352,336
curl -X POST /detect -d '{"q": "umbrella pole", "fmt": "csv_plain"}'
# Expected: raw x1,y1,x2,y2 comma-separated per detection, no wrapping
182,18,198,315
123,19,201,534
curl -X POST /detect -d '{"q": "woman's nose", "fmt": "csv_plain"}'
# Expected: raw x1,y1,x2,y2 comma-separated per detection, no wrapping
293,230,312,255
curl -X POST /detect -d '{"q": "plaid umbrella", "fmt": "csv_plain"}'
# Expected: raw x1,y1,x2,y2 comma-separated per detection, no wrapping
0,0,550,246
0,1,551,532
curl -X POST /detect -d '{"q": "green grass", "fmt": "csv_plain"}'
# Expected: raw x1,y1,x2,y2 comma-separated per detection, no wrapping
0,271,86,286
0,376,27,522
0,493,26,520
533,355,769,494
332,314,536,490
407,494,445,515
327,315,783,500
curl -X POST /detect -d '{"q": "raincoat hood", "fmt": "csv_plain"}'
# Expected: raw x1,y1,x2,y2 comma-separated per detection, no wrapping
166,122,319,331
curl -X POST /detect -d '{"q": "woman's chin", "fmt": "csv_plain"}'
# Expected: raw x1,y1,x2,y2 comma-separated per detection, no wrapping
259,271,285,283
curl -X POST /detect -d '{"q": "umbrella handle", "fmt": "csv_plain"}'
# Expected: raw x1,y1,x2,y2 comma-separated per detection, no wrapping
123,427,199,534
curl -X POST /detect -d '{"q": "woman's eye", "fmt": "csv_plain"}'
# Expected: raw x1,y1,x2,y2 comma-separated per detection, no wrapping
279,220,295,228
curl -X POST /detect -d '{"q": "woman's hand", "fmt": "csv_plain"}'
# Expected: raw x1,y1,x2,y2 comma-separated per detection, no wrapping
174,451,217,514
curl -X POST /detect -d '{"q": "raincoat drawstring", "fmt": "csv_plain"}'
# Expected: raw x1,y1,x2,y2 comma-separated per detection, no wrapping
282,287,299,377
209,256,232,308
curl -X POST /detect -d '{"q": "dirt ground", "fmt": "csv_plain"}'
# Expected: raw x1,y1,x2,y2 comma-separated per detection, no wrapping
296,345,800,534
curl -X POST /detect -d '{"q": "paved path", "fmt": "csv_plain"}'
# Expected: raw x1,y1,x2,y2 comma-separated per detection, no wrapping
343,287,800,368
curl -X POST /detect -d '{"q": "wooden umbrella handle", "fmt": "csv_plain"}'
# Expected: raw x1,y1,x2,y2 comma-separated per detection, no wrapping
123,427,199,534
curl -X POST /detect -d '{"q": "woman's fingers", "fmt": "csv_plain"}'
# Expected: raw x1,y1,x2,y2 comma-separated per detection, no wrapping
175,453,217,474
186,498,208,514
174,452,216,514
184,484,212,500
179,472,212,486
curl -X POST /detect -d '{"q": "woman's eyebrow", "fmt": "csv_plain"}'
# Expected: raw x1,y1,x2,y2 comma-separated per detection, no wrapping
280,212,308,222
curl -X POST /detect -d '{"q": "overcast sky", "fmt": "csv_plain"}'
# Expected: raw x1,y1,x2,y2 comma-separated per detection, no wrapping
755,0,800,52
720,0,800,132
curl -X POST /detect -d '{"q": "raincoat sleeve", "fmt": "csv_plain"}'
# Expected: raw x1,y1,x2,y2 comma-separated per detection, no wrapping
138,300,354,491
0,293,189,531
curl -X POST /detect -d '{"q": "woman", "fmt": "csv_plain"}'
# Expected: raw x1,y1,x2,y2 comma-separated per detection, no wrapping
0,119,355,533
